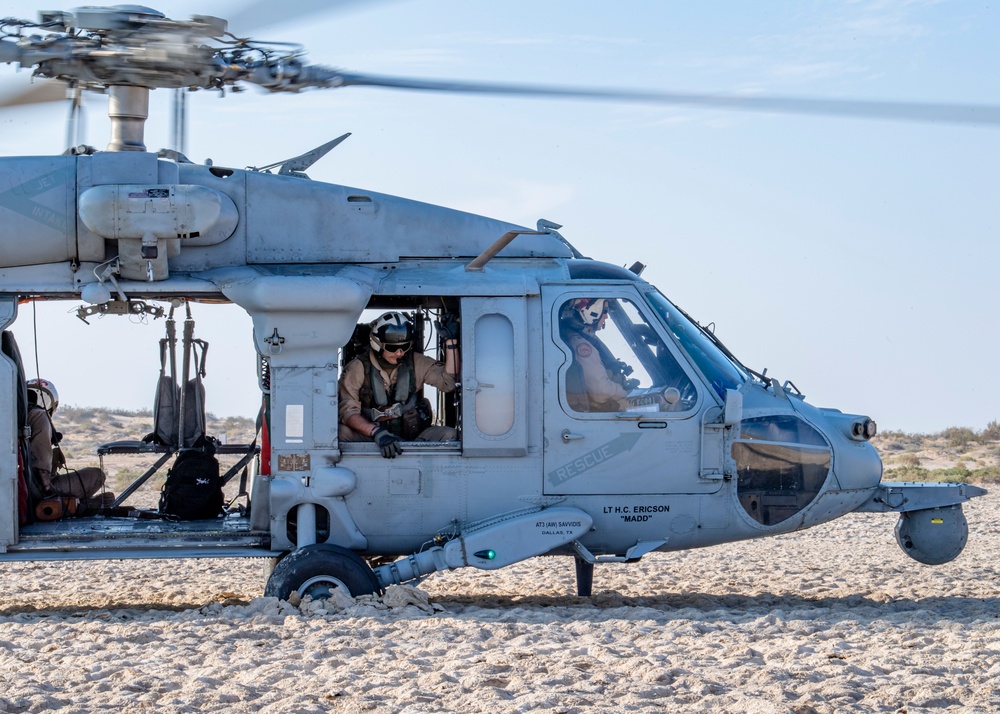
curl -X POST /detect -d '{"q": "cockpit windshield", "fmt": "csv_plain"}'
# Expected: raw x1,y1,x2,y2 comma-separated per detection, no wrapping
643,289,747,399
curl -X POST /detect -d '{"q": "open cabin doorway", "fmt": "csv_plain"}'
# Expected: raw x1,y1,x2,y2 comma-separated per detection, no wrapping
8,299,261,511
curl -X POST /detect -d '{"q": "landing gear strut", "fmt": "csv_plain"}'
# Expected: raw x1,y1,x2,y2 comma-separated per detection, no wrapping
574,557,594,597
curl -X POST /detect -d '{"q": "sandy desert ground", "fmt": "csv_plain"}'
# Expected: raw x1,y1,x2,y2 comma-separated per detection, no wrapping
0,488,998,713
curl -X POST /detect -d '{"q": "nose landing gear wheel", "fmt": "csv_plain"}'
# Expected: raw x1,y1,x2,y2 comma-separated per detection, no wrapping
264,543,382,600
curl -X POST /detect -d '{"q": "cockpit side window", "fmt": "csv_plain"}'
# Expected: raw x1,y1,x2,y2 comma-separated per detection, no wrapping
557,296,697,415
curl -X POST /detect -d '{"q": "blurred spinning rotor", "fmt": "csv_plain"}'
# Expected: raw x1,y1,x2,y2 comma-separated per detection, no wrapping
0,3,997,128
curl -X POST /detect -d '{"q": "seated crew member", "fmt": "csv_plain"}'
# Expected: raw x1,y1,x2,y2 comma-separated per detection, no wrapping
339,311,459,458
560,298,632,413
26,378,110,513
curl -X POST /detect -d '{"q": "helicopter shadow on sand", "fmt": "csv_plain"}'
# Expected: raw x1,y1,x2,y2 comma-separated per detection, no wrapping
431,590,1000,625
0,590,997,624
0,600,233,620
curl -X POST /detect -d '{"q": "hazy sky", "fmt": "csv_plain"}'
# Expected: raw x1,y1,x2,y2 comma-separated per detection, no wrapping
1,0,997,433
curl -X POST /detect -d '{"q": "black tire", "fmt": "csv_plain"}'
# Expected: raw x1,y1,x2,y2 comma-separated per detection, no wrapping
264,544,382,600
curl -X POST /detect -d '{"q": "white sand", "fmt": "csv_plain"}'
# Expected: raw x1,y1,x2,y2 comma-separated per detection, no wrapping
1,492,998,713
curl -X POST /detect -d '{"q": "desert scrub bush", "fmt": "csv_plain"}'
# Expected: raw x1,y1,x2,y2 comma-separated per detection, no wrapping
885,466,972,483
941,426,977,450
883,465,930,481
895,453,921,468
981,420,1000,442
896,466,1000,484
883,464,982,483
107,467,167,493
58,405,94,421
71,416,95,433
921,466,972,482
209,414,257,443
874,430,924,450
108,407,153,418
107,467,143,489
972,466,1000,483
218,415,254,427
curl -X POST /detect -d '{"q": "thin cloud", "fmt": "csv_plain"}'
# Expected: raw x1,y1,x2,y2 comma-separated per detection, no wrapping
425,31,647,51
463,180,575,224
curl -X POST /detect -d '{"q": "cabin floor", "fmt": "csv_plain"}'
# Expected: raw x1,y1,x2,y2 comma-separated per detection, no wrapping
3,513,275,561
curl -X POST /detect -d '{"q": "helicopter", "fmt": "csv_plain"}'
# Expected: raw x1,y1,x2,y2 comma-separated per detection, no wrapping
0,4,993,601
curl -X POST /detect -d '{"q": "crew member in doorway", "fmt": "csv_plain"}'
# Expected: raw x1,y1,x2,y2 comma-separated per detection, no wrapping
559,298,631,412
339,312,458,458
27,379,111,515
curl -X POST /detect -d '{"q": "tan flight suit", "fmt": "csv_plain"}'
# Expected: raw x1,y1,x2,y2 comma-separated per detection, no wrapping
339,349,457,442
28,406,107,503
565,330,629,412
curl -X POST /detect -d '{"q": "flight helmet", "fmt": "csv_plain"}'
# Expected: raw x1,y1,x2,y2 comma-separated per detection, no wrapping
370,312,414,353
27,378,59,415
565,298,610,329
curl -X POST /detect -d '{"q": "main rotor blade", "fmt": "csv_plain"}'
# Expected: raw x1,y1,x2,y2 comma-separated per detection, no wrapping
226,0,406,36
334,72,1000,127
0,78,68,110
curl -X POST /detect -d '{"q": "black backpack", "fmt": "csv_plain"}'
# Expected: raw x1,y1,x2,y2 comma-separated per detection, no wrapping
159,447,223,520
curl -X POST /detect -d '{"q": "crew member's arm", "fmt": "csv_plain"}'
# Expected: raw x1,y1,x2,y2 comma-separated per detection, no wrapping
338,359,403,457
416,347,458,393
338,360,381,438
443,338,459,377
435,313,460,380
344,414,381,439
575,341,628,409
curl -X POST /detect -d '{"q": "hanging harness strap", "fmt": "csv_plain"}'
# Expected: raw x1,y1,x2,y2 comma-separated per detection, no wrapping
147,306,179,446
179,337,209,448
193,338,209,378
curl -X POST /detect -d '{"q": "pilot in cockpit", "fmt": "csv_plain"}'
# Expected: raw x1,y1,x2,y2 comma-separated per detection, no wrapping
559,298,635,413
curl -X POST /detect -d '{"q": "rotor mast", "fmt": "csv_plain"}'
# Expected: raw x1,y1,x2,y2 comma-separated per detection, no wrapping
106,86,149,152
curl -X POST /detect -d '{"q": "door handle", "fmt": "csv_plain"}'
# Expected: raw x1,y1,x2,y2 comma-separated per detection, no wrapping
465,379,494,394
562,429,585,443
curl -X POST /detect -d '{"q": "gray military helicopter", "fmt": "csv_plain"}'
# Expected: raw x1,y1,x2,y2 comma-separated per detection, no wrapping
0,5,991,600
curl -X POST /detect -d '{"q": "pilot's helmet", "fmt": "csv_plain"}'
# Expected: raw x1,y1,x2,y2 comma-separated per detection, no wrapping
566,298,609,329
27,378,59,416
369,312,414,353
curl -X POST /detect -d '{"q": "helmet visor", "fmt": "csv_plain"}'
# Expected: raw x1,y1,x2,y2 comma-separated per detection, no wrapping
380,321,411,345
383,341,412,354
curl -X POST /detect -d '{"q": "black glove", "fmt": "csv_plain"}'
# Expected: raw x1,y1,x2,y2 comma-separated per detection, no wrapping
372,427,403,459
436,313,460,342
